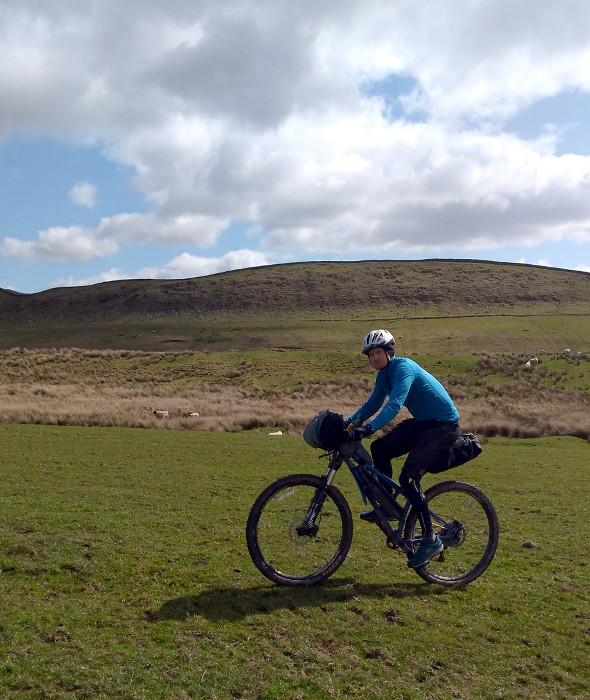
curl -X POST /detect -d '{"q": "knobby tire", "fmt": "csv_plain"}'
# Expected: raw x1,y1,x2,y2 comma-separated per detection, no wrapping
246,474,353,586
404,480,499,586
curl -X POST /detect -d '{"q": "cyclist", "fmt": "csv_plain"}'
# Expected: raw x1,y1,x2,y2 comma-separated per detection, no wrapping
345,329,460,568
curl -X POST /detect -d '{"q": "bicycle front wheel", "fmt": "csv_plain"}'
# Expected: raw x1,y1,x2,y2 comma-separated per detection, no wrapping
404,480,499,586
246,474,353,586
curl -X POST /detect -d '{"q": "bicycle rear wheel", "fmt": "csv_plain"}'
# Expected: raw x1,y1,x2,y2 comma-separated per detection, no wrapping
404,480,499,586
246,474,353,586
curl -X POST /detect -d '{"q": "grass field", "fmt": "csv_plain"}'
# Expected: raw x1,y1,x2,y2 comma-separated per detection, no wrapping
1,424,588,699
2,311,589,355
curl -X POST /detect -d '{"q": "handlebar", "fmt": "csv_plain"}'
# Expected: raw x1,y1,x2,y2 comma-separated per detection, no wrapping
347,418,369,441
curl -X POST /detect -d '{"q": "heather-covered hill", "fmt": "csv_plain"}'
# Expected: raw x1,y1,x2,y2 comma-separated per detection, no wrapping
1,259,589,351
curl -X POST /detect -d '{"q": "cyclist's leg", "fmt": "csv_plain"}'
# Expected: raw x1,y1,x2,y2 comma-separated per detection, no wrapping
358,420,419,522
399,420,460,541
399,471,431,536
370,418,418,491
401,458,445,567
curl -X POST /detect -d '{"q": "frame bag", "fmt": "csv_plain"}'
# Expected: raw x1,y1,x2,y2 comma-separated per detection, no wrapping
429,433,483,474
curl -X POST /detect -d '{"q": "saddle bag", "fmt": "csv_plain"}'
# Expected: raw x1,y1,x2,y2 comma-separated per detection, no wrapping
429,433,483,474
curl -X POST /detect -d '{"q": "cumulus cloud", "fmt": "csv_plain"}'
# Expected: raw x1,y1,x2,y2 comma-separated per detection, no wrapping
53,268,130,288
1,212,229,262
2,0,590,278
0,226,118,262
69,181,98,208
137,249,269,279
52,250,268,288
379,2,590,124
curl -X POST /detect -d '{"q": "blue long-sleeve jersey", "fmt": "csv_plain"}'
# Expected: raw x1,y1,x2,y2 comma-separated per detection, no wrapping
347,356,459,432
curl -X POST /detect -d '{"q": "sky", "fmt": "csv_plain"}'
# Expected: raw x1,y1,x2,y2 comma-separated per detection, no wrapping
1,0,590,294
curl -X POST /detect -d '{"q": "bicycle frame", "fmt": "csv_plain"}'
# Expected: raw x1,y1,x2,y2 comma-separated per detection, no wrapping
247,424,498,587
319,439,449,557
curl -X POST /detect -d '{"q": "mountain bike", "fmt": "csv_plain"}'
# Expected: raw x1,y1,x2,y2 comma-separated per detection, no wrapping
246,413,499,587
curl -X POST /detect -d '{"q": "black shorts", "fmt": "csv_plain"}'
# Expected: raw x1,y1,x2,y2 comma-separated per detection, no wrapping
371,418,460,481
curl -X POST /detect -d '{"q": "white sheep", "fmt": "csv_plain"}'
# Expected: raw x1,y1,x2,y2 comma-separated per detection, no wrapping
153,410,169,418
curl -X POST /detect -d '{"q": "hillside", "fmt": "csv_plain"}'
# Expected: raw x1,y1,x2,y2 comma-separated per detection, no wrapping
1,259,589,351
1,259,589,439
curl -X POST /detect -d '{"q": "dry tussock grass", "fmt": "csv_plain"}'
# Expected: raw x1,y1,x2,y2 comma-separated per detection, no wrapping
1,347,589,440
0,379,369,433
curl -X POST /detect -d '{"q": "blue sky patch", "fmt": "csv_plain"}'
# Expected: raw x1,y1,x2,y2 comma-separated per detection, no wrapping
506,91,590,155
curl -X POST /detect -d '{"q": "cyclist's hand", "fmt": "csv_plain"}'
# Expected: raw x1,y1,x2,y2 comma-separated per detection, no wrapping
350,424,374,441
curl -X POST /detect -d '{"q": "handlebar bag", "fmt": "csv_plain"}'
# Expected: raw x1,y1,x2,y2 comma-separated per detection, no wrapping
303,410,347,450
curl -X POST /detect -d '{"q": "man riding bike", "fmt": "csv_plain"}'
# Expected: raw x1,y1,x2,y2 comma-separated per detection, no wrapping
345,329,460,568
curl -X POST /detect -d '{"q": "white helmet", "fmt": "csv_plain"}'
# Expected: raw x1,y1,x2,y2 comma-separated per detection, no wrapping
362,329,395,355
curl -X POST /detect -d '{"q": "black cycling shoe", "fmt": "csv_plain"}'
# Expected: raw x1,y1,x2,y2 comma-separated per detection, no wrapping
359,509,397,522
359,509,379,521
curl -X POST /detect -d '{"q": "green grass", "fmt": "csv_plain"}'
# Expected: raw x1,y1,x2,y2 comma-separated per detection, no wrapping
2,312,589,355
1,425,588,698
2,346,587,391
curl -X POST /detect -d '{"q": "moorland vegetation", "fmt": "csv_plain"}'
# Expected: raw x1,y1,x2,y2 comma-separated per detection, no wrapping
1,260,589,440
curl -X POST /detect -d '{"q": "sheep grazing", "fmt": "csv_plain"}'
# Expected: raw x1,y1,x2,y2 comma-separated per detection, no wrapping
153,410,169,418
562,348,571,356
523,357,539,369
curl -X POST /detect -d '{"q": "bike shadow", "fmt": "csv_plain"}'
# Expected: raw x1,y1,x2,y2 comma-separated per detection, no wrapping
146,577,464,623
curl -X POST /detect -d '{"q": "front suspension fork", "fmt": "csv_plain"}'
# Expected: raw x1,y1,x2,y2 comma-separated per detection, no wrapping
297,469,336,536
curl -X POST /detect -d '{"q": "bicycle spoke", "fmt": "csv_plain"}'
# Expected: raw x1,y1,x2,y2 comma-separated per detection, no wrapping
405,481,499,585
